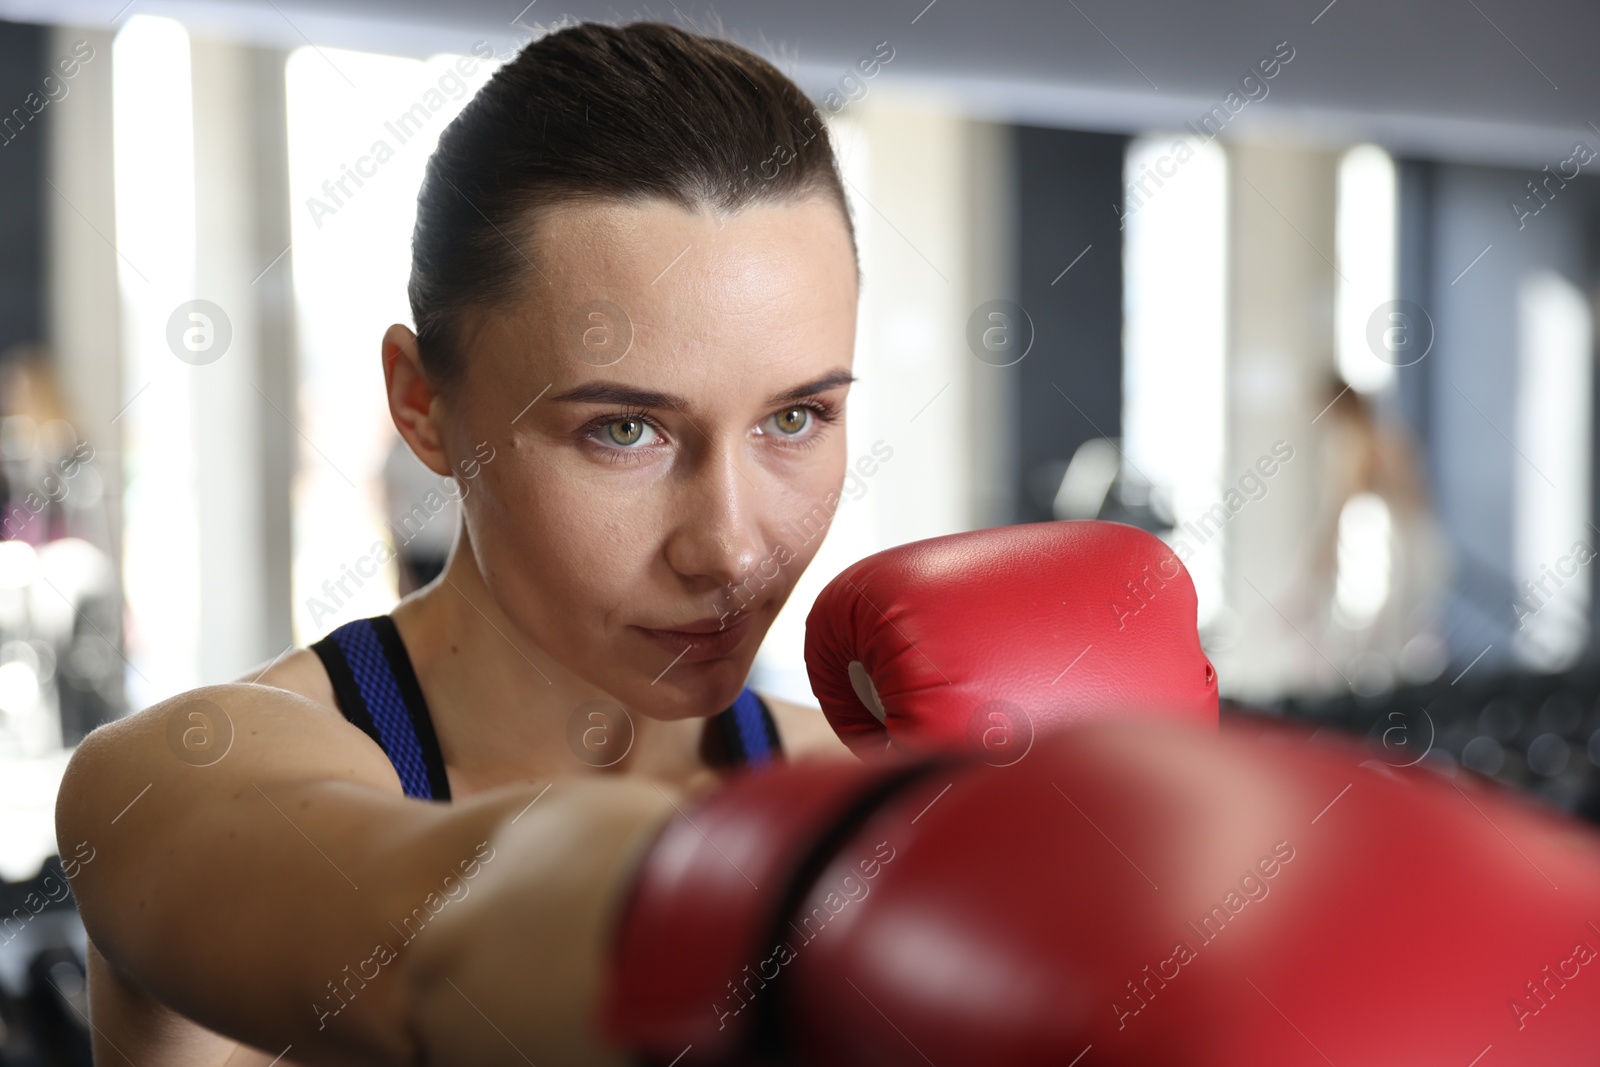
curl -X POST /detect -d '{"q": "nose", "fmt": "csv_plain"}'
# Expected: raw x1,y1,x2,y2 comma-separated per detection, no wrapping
661,439,764,594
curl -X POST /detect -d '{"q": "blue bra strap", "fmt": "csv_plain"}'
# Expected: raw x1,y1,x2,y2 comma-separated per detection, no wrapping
311,617,782,798
310,616,450,801
724,686,782,767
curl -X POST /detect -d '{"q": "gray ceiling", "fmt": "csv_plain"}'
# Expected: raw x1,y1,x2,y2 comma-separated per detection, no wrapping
6,0,1597,166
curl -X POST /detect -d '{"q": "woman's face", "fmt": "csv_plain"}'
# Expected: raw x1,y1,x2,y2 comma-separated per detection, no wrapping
443,195,859,720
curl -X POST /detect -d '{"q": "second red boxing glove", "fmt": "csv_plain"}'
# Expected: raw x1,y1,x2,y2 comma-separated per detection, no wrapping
601,719,1600,1065
804,520,1218,760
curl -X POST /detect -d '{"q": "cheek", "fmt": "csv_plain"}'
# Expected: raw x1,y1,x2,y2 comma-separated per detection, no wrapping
759,441,849,577
463,449,653,623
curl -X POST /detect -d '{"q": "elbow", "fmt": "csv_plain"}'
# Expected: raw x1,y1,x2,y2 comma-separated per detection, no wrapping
54,731,113,932
54,727,99,859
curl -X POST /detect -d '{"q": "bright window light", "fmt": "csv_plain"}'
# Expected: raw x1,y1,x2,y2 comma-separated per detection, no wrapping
1122,133,1228,627
113,14,199,708
285,46,498,643
1335,145,1398,394
1333,491,1391,629
1513,269,1592,669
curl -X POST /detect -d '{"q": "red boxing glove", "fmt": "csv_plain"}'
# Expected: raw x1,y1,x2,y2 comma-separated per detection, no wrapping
600,720,1600,1065
781,720,1600,1065
805,520,1217,760
597,754,949,1065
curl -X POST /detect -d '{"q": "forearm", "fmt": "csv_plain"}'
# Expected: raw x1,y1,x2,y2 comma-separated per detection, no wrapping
328,780,593,1064
60,683,686,1067
400,777,683,1067
80,774,584,1067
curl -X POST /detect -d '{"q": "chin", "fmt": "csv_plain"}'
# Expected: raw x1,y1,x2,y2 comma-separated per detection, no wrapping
621,655,757,720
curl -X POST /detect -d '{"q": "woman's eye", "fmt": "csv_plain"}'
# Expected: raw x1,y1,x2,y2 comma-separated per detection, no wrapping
766,407,813,436
603,417,657,448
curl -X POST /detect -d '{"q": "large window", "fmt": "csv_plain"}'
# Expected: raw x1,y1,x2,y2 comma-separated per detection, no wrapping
1513,270,1593,668
113,15,198,707
284,44,495,643
1335,145,1398,395
1121,133,1229,628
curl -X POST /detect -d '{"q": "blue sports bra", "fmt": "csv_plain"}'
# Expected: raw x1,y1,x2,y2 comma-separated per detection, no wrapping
309,615,782,801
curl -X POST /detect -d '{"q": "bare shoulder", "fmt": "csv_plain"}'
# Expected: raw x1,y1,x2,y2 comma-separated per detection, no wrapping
232,646,339,712
758,691,853,760
59,676,399,858
56,679,412,1065
60,647,358,832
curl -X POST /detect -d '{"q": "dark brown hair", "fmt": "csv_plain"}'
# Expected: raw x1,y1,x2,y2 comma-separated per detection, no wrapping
408,20,859,385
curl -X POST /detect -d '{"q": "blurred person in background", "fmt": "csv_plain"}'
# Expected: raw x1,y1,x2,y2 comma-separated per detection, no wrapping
0,347,106,549
0,346,120,756
1286,375,1451,693
0,348,118,1067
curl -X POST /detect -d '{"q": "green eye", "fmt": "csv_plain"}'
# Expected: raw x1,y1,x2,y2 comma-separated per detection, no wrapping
608,418,646,446
773,407,810,435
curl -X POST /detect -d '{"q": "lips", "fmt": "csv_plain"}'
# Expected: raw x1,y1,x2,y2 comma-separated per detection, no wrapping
636,614,754,663
648,616,738,634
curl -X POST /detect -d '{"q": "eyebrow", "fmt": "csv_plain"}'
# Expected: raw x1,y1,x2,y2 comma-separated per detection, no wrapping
548,369,858,413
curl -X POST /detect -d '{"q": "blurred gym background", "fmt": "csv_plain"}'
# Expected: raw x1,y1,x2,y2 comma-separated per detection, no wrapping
2,0,1600,1060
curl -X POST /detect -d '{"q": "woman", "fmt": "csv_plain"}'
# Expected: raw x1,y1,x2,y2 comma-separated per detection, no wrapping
1282,376,1450,691
55,20,859,1066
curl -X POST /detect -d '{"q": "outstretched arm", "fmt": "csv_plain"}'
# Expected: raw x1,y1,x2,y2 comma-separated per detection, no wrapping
56,681,678,1066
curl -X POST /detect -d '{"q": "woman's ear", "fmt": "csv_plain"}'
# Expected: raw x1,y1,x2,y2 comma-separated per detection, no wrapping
382,324,451,477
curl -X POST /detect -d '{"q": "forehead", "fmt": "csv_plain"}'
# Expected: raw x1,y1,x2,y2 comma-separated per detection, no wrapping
536,195,855,298
496,197,857,393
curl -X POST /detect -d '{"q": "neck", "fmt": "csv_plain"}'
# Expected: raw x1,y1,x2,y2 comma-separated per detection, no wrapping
391,530,709,789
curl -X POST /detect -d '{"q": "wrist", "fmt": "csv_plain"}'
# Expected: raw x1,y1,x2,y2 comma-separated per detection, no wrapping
598,757,945,1065
402,779,681,1066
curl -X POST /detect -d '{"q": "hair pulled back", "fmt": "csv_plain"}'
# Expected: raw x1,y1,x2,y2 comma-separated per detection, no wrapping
408,20,858,385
